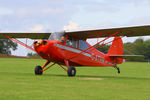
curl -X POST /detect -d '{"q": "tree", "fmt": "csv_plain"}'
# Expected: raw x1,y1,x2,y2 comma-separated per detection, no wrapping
123,38,148,62
123,42,135,55
95,44,110,54
96,38,148,62
0,39,17,54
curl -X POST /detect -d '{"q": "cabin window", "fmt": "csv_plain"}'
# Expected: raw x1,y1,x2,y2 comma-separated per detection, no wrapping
66,37,78,48
79,40,89,50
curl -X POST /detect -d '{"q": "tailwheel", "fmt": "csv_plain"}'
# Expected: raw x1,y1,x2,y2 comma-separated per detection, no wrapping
114,66,120,74
35,66,43,75
67,66,76,77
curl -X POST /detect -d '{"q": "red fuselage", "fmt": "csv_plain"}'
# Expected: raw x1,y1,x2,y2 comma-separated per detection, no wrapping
33,40,123,67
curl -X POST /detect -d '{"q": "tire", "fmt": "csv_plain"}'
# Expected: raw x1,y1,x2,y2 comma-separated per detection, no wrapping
35,66,43,75
67,66,76,77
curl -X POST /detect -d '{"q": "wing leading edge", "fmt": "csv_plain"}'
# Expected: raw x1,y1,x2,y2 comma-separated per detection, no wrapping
67,25,150,39
0,32,51,39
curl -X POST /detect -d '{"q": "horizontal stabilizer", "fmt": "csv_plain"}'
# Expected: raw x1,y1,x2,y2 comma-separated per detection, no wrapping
109,55,145,59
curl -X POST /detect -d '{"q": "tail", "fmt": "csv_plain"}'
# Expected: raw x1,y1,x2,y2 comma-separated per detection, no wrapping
107,37,123,64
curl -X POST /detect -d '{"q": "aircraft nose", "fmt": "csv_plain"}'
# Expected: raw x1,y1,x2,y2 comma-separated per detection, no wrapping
33,40,60,59
33,40,50,58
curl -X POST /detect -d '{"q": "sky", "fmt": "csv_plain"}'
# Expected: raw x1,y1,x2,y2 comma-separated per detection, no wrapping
0,0,150,56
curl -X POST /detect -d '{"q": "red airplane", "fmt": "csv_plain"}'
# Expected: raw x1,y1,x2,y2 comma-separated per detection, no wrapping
0,25,149,76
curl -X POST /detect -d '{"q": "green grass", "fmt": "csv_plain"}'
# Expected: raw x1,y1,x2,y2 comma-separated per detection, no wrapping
0,58,150,100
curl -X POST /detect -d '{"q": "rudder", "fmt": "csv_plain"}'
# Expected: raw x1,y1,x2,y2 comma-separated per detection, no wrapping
107,36,123,55
107,37,123,64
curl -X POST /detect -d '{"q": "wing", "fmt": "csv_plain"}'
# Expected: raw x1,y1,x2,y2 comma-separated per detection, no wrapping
67,25,150,39
0,32,51,39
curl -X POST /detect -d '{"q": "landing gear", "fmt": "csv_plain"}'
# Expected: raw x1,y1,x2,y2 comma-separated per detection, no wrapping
67,66,76,76
35,66,43,75
34,61,55,75
114,66,120,74
64,60,76,77
34,60,76,77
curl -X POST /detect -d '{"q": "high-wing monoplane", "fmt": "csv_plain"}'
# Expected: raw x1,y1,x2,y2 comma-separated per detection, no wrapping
0,25,149,76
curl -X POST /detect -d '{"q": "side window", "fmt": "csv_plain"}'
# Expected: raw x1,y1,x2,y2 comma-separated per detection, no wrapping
66,38,73,46
72,38,77,48
79,40,89,50
66,37,78,48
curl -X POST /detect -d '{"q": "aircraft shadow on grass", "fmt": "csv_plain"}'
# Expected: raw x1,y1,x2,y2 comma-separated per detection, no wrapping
45,73,150,80
1,71,150,80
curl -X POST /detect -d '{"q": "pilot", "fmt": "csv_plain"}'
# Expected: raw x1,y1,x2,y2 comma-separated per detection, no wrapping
61,35,65,43
36,40,43,46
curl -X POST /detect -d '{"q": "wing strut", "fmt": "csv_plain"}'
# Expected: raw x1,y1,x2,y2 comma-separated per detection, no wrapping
69,31,121,60
4,35,36,52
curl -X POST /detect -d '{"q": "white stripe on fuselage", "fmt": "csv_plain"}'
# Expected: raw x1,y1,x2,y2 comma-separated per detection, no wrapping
54,43,114,66
54,43,91,57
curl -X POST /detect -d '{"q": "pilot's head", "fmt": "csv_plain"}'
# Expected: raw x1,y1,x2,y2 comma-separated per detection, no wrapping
61,35,65,43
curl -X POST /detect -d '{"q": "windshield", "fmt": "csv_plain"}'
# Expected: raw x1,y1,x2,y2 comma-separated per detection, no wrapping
48,31,65,41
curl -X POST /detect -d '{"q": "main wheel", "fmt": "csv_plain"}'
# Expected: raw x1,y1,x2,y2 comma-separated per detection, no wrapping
35,66,43,75
67,66,76,76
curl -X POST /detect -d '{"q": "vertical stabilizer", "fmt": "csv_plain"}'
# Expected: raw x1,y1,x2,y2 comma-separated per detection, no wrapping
107,37,123,64
107,37,123,55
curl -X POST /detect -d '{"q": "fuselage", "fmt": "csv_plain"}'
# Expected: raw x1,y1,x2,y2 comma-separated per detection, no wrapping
33,40,119,67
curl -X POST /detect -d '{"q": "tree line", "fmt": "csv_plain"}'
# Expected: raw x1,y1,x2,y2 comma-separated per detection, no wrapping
96,38,150,61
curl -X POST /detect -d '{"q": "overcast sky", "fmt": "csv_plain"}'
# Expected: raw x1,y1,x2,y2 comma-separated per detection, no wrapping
1,0,150,56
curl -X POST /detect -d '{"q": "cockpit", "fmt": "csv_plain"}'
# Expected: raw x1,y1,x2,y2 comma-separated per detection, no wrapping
49,31,90,51
48,31,65,41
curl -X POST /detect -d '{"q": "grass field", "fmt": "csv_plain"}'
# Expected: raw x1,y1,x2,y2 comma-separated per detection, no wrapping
0,58,150,100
